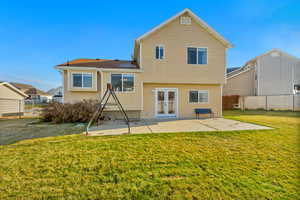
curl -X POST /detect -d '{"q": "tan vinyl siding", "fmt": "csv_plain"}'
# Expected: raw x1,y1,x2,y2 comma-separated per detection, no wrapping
63,70,143,110
223,68,256,96
60,10,227,119
101,71,142,111
63,70,101,103
142,83,222,118
140,13,226,84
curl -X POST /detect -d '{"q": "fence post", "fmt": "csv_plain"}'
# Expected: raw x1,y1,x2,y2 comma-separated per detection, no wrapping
265,96,268,111
293,95,295,112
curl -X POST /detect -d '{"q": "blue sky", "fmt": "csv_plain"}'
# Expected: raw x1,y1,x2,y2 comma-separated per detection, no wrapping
0,0,299,91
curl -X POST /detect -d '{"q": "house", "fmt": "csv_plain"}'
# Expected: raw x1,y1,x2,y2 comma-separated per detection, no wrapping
47,86,63,103
224,49,300,96
55,8,232,119
10,82,52,103
0,82,28,117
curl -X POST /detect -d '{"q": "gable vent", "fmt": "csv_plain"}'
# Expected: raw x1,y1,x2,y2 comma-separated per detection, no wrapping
180,16,191,25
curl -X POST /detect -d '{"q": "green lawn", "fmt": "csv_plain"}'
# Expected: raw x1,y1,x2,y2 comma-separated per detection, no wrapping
0,111,299,199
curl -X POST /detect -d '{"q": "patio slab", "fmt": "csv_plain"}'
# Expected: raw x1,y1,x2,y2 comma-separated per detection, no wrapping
88,118,272,136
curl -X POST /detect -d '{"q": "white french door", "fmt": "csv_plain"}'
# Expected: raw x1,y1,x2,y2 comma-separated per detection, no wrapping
155,88,178,118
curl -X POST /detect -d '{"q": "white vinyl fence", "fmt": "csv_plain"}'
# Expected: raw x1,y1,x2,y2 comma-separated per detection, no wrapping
239,95,300,111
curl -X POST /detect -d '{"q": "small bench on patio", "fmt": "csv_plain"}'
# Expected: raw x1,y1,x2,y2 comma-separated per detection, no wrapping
195,108,215,119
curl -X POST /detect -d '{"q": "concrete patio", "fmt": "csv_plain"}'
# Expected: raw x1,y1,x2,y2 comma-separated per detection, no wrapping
87,118,272,136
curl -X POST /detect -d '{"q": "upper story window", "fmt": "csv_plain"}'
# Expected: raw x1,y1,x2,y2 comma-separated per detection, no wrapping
155,45,164,60
72,73,92,88
180,16,191,25
189,90,209,103
111,73,134,92
187,47,207,65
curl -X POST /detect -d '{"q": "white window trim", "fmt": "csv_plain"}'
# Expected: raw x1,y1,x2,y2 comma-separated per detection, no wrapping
155,44,165,60
188,90,209,104
111,73,135,93
154,88,179,118
71,72,93,89
186,46,208,65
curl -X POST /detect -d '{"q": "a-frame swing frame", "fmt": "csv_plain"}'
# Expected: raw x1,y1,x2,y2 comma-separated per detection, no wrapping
86,83,131,135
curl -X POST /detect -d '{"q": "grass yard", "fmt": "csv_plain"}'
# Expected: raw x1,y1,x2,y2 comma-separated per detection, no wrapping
0,111,299,199
0,118,85,145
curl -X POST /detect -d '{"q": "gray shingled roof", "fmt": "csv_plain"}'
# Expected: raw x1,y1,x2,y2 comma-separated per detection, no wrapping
58,60,139,69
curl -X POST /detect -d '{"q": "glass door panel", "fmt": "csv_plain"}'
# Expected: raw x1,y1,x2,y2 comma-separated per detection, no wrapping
157,91,165,114
156,89,177,117
168,91,175,114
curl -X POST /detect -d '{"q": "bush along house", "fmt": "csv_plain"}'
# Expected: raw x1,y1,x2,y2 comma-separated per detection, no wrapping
55,8,232,119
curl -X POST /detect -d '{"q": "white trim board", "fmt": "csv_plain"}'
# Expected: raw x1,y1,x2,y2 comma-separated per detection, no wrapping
154,88,178,118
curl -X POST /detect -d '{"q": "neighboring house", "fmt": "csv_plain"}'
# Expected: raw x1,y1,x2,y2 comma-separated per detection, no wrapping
226,67,240,74
0,82,28,116
10,82,52,103
47,86,63,103
55,8,232,119
47,86,63,96
224,49,300,96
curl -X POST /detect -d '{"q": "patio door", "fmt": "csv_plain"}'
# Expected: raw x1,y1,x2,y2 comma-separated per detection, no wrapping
155,88,177,118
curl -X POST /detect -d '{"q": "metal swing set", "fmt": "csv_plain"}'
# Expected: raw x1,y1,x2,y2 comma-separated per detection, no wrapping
85,83,130,135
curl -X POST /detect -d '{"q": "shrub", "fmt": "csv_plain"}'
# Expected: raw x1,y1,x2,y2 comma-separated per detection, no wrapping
41,100,99,123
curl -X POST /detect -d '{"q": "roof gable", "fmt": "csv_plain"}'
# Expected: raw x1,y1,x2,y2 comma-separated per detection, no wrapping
244,49,300,66
0,82,28,97
227,48,300,79
136,8,232,48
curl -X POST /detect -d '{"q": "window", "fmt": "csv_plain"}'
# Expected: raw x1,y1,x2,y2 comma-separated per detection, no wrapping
294,84,300,94
155,45,164,60
187,47,207,64
189,90,209,103
189,91,198,103
180,16,191,25
111,74,134,92
72,73,92,88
